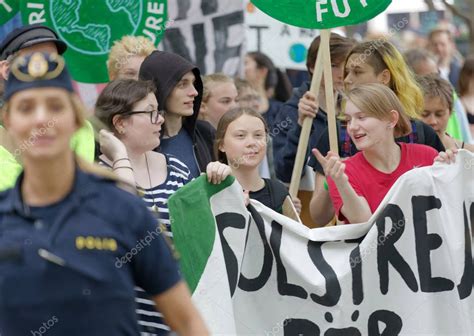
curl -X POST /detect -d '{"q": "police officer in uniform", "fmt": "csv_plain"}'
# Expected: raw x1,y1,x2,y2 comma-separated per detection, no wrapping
0,24,96,163
0,52,208,335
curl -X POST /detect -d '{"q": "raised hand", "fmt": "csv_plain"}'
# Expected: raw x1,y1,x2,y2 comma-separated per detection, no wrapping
312,148,348,186
99,129,127,162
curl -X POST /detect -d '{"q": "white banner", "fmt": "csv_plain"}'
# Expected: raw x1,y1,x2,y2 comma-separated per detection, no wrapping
163,0,245,76
169,150,474,335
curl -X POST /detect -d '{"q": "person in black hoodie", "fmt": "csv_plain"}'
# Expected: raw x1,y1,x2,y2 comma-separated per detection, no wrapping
139,50,215,178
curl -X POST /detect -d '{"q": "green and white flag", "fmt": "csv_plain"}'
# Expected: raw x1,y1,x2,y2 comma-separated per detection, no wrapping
169,150,474,335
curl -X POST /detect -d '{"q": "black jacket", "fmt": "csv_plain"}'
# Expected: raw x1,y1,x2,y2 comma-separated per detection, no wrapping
139,50,215,172
272,81,328,182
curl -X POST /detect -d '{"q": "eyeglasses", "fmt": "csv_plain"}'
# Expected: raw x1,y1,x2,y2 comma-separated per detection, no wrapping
122,109,164,124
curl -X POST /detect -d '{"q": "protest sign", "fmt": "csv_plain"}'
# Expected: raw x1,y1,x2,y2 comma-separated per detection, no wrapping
21,0,167,83
251,0,392,29
169,150,474,335
0,0,19,25
163,0,245,76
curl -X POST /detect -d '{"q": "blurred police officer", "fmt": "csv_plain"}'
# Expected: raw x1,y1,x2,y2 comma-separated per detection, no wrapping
0,51,208,335
0,23,95,174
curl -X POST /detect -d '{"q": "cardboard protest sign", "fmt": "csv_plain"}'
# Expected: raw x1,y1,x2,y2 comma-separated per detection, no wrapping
20,0,167,83
168,150,474,335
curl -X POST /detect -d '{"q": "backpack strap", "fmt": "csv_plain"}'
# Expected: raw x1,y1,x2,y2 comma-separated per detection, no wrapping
409,119,424,144
415,119,425,144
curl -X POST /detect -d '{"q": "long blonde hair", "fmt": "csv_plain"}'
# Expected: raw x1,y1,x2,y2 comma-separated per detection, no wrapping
1,92,124,184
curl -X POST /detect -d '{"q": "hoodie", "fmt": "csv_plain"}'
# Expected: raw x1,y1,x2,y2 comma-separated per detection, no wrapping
272,81,329,183
139,50,215,173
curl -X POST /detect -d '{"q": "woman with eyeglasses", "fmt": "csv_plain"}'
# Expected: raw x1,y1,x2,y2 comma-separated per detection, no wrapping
95,79,191,236
95,79,228,335
96,79,191,335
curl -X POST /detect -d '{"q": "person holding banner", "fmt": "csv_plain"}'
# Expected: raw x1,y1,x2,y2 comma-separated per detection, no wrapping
307,40,446,225
0,52,208,335
214,107,300,215
308,40,445,165
314,83,438,224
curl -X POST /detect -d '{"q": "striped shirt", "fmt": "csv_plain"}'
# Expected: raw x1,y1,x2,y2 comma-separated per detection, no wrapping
137,154,190,238
99,153,190,335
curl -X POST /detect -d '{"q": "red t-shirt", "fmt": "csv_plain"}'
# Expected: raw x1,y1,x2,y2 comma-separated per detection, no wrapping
328,143,438,223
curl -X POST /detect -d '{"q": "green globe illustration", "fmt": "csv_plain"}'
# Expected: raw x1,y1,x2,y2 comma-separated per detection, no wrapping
50,0,143,55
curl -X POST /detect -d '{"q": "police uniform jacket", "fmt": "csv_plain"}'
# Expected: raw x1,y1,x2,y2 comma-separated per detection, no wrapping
0,167,181,335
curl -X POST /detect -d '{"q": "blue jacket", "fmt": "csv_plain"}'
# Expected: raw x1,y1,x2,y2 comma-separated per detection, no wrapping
264,99,283,131
272,81,329,183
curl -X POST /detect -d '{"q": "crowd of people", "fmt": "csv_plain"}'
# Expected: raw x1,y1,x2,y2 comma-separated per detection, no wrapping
0,22,472,335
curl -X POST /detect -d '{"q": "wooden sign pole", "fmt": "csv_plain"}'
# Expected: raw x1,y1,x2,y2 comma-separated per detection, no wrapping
321,32,339,154
288,29,333,198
